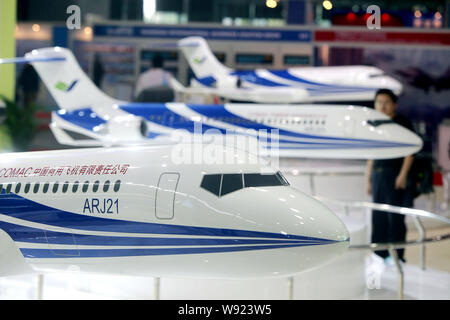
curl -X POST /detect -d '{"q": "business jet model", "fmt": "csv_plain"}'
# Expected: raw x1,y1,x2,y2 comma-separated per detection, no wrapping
0,47,422,159
174,36,403,104
0,144,349,278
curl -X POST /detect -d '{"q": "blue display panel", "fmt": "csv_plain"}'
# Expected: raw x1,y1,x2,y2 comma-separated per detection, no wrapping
94,25,312,43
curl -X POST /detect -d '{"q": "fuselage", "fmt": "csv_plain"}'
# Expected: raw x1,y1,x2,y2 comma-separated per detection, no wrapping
178,36,403,104
193,66,403,104
0,144,349,278
52,103,423,159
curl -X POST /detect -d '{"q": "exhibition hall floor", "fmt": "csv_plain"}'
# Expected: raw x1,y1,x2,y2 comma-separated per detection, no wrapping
0,254,448,300
0,159,448,300
363,253,450,300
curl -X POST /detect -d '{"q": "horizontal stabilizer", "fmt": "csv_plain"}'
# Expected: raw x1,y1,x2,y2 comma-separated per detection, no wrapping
50,123,106,147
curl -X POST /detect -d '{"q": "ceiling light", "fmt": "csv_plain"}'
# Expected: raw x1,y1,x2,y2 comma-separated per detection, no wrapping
266,0,277,9
322,0,333,10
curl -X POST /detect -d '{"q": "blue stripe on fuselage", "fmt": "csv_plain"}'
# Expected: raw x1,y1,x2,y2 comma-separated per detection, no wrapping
56,105,417,148
185,104,414,147
119,103,226,134
20,242,326,259
230,70,289,87
267,70,375,92
196,76,216,87
229,69,375,93
0,220,326,247
121,102,411,147
0,191,335,242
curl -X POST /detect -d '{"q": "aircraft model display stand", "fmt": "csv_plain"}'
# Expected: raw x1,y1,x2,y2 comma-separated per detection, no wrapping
37,274,43,300
154,277,160,300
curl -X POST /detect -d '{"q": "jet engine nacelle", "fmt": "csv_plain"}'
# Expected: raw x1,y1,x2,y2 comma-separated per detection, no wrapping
107,115,148,143
216,75,241,89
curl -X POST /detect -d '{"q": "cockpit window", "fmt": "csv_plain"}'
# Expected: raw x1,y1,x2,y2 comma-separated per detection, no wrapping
367,119,394,127
221,174,243,196
200,171,289,197
200,174,222,196
368,73,387,78
244,172,289,187
276,171,290,186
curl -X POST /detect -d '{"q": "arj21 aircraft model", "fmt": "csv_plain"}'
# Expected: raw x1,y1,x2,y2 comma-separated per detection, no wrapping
0,47,421,160
0,144,349,278
173,36,403,104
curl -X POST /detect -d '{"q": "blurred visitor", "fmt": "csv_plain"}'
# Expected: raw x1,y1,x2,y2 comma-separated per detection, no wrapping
134,54,174,102
366,88,416,264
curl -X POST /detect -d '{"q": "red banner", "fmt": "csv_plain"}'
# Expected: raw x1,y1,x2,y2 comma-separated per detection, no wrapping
315,30,450,46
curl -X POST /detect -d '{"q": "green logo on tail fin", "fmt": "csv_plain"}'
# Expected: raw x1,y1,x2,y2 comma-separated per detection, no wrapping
55,81,68,91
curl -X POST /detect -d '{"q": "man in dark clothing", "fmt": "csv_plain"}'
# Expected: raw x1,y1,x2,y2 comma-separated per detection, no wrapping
366,89,416,263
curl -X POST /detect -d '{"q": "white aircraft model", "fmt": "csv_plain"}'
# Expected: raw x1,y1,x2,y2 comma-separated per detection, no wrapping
0,144,349,278
0,47,421,159
175,36,403,104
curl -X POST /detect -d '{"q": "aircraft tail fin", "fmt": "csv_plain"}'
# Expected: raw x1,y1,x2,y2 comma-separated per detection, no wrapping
168,76,187,93
177,37,230,81
1,47,119,110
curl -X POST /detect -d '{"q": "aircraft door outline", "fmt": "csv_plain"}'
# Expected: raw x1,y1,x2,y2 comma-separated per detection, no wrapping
155,172,180,220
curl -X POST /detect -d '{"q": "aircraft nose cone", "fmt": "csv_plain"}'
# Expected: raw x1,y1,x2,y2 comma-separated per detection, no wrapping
289,192,350,243
387,77,403,95
408,131,423,154
213,188,351,277
390,124,423,155
280,192,350,274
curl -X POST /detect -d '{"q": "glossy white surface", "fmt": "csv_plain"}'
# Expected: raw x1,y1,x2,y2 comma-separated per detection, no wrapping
0,145,349,278
16,47,422,159
178,36,403,103
0,159,447,299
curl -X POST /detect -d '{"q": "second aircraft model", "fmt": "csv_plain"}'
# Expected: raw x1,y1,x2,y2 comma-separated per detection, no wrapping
174,36,404,104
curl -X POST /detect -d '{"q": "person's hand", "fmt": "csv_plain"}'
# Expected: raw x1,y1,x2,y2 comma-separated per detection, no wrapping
367,181,372,195
395,174,407,189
